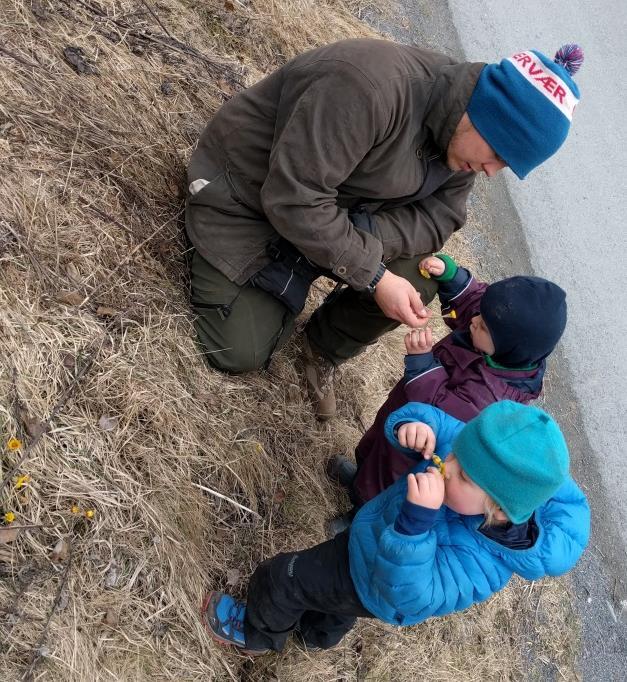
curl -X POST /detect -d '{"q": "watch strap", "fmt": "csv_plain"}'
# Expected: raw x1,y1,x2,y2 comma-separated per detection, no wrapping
367,262,387,293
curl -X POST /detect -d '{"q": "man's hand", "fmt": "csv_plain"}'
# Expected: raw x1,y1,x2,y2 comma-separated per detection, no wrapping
419,256,445,278
373,270,430,328
397,422,436,459
406,469,445,509
404,327,433,355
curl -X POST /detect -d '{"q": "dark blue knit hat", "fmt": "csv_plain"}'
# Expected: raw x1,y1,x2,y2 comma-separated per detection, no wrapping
480,276,567,368
467,45,583,179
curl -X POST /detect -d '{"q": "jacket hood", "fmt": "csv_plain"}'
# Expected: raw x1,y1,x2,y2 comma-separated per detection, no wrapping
424,61,486,152
470,478,590,579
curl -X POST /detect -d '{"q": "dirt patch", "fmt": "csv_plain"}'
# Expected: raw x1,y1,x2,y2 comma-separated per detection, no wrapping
1,1,579,679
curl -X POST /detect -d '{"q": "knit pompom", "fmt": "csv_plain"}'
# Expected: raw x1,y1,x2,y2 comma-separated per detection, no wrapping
553,44,584,75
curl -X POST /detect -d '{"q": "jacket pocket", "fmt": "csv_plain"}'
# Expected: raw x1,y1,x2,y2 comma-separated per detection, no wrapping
188,171,224,198
188,171,257,219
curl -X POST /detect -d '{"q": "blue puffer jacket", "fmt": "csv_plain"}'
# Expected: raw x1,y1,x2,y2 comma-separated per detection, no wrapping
348,402,590,626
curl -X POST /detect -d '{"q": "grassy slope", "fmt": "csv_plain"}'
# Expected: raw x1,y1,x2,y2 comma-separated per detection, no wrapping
0,1,579,679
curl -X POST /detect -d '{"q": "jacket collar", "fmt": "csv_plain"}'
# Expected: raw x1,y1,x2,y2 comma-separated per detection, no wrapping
424,61,486,152
439,333,543,397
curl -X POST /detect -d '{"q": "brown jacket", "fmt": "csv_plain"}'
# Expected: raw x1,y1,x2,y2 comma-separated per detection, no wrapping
187,39,484,289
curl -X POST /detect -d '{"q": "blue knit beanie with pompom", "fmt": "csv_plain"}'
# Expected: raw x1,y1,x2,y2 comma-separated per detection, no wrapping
467,44,583,179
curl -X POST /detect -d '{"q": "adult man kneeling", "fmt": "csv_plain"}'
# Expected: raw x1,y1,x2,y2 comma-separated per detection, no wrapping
185,39,582,419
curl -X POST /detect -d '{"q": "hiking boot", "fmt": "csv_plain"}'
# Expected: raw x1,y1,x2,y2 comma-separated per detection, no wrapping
326,455,357,489
325,511,355,538
293,629,342,652
201,592,268,656
302,335,336,421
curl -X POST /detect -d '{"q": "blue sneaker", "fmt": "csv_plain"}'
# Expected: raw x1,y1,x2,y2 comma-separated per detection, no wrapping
201,592,268,655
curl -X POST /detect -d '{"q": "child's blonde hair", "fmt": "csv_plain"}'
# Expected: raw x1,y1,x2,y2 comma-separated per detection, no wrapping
483,496,507,526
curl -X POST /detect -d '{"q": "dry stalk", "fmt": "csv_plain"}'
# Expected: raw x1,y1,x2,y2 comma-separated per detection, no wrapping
72,209,185,304
61,0,243,82
191,481,262,519
1,339,104,492
0,42,40,68
138,0,177,40
22,549,73,682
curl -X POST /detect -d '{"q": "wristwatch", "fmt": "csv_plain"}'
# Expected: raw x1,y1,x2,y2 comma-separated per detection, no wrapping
366,262,387,294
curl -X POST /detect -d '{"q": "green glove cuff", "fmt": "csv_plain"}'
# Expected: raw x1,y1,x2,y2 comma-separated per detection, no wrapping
432,254,458,282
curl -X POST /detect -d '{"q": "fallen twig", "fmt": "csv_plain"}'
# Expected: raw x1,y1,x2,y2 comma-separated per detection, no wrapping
191,482,261,519
22,548,73,682
73,208,184,303
1,566,49,637
1,340,104,492
0,42,40,68
1,220,59,287
0,525,44,532
139,0,176,40
84,202,140,240
62,0,242,82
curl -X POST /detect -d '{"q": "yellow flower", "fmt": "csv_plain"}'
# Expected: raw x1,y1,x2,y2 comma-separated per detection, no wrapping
419,268,431,279
7,437,22,451
432,455,446,477
71,505,80,514
15,475,30,490
4,511,15,524
85,510,95,519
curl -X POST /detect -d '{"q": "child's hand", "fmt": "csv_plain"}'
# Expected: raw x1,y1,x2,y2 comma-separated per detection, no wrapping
397,422,435,459
404,327,433,355
419,256,445,278
406,469,445,509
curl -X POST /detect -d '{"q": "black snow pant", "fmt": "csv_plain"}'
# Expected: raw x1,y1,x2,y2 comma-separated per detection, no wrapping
244,531,372,652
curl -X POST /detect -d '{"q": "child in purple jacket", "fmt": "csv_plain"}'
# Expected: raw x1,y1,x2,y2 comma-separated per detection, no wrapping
330,254,567,515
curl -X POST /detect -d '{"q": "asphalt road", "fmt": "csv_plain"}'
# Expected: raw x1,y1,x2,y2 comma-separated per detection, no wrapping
447,3,627,678
449,0,627,550
365,0,627,677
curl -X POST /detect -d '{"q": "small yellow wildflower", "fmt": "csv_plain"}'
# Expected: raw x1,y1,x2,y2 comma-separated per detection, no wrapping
15,474,30,490
85,510,95,519
419,268,431,279
7,437,22,451
432,455,446,477
71,505,80,514
4,511,16,524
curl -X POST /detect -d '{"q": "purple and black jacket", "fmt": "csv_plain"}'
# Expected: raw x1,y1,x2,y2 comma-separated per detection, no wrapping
353,266,546,504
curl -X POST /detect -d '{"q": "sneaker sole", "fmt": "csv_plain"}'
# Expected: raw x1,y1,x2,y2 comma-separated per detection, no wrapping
201,592,268,657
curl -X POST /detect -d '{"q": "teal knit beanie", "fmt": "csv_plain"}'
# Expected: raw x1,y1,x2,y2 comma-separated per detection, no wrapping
453,401,569,523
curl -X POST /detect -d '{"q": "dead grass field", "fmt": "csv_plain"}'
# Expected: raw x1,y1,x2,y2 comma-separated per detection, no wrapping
0,1,580,680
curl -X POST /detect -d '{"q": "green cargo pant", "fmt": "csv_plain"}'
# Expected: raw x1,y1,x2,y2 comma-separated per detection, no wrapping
189,249,438,373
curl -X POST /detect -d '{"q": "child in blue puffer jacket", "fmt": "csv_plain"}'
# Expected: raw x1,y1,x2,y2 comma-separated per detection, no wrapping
202,401,589,653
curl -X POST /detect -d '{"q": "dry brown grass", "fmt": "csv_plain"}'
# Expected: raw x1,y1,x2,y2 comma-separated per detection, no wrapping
0,1,580,680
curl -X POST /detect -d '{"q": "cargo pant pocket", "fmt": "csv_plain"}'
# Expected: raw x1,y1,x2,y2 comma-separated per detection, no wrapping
189,250,295,373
